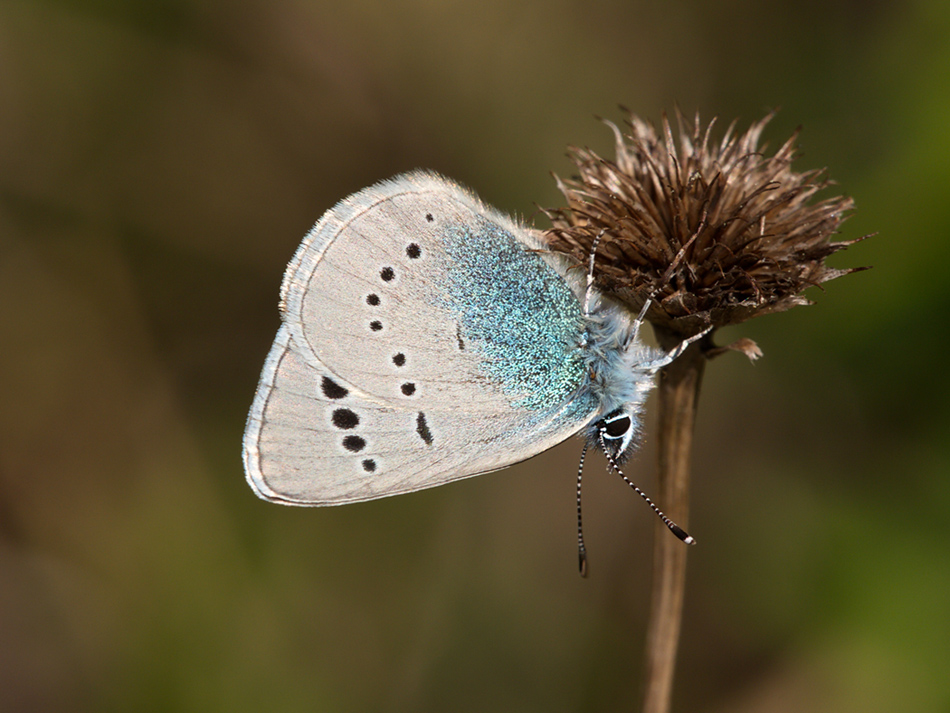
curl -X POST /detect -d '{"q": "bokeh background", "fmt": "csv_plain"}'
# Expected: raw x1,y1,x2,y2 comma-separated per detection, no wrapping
2,1,948,711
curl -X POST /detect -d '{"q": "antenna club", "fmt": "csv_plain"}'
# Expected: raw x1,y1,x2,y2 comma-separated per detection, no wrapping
669,523,695,544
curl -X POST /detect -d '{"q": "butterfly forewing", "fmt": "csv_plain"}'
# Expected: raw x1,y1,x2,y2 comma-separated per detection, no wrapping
282,174,585,412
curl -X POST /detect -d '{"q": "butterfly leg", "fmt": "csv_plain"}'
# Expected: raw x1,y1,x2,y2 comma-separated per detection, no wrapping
644,325,713,371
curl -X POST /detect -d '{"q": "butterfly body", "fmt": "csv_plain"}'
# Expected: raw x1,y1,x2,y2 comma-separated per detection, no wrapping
243,172,672,507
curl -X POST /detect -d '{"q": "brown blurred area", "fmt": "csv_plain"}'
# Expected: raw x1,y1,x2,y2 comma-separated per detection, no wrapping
1,1,949,711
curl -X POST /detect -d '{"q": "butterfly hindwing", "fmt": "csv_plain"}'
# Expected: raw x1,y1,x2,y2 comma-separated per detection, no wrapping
244,326,595,505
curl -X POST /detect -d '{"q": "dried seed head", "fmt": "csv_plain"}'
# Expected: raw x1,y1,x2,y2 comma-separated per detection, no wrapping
544,110,867,338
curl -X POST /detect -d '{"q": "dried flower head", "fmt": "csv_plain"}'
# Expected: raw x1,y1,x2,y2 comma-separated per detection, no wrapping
544,110,866,341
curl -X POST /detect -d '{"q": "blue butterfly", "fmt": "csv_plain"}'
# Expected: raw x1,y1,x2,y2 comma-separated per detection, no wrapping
243,172,706,573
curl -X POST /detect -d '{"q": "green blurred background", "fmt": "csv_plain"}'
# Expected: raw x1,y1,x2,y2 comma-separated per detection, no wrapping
2,0,948,711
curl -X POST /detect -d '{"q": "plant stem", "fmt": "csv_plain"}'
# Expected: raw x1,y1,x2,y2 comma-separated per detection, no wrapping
642,329,707,713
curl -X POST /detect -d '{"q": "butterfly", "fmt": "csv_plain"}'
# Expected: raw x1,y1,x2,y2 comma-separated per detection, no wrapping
242,172,707,574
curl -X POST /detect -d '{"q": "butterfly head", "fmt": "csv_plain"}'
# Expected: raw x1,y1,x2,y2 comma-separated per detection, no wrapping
589,407,638,462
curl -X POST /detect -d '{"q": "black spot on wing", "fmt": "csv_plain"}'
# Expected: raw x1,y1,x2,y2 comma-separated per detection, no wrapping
416,412,433,445
321,377,348,399
332,408,359,429
343,435,366,452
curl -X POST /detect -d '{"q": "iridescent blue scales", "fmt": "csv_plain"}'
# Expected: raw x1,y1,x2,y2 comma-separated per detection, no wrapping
243,172,704,549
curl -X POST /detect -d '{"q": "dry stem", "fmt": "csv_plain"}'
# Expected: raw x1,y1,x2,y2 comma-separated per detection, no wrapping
642,328,707,713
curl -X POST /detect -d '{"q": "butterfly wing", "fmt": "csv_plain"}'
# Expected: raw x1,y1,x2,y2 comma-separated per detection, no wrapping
244,172,599,505
244,326,595,504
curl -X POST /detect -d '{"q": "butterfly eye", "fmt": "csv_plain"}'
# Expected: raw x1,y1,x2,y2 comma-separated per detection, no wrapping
601,412,632,439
